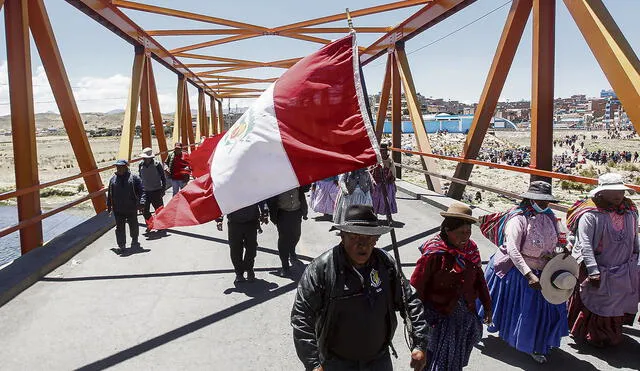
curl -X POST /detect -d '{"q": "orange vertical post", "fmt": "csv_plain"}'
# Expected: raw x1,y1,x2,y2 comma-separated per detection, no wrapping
147,59,168,162
180,84,190,147
197,88,207,138
172,75,186,145
448,0,532,199
139,56,152,149
28,0,106,213
530,0,555,180
390,51,402,180
375,53,392,141
185,90,195,150
5,0,43,253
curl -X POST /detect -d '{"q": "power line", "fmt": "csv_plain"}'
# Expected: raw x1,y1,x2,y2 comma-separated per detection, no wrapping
407,0,513,56
368,0,513,68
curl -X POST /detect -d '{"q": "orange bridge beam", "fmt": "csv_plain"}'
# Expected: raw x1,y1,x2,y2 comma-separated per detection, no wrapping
5,0,43,253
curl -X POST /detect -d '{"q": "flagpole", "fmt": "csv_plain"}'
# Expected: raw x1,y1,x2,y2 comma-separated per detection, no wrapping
348,12,414,348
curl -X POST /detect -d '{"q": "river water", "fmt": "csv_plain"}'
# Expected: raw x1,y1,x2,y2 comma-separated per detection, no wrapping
0,206,92,267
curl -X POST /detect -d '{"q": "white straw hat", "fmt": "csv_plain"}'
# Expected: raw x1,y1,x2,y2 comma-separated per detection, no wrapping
589,173,631,197
140,147,154,159
540,254,579,304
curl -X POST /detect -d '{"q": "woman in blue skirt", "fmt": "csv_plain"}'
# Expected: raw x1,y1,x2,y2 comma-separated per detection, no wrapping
478,181,568,364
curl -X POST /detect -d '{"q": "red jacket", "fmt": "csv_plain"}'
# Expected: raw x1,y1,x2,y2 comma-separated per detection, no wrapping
410,253,491,316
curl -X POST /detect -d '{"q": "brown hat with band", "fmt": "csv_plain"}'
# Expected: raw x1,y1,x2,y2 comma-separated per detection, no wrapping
440,202,478,223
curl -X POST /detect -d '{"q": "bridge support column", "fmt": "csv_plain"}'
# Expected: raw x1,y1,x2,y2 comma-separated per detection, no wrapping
217,100,224,132
172,75,186,146
390,51,402,180
184,89,195,151
147,59,168,163
448,0,532,200
375,53,392,142
139,54,152,150
210,97,218,135
5,0,43,253
29,0,106,213
118,47,146,161
564,0,640,135
196,88,207,139
530,0,555,182
395,44,442,193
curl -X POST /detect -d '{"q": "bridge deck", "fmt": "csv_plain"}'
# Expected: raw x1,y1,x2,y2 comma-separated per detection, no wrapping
1,187,639,370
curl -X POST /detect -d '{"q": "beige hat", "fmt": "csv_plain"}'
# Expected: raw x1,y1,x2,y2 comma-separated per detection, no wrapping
589,173,632,197
540,254,579,304
440,202,478,224
140,147,154,159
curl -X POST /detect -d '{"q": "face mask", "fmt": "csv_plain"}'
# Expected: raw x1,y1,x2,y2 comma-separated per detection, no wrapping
531,200,550,214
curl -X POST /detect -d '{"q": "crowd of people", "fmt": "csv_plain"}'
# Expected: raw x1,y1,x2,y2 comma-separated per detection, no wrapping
105,140,639,370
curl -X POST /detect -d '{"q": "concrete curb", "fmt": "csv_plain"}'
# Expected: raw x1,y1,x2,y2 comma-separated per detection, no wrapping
0,211,114,308
396,179,492,218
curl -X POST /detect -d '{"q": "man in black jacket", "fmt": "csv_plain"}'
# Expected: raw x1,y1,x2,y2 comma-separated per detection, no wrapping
107,159,143,253
291,205,428,371
267,186,310,276
216,202,269,283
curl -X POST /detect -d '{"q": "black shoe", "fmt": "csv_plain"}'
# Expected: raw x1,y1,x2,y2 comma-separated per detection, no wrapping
117,246,125,254
246,270,256,282
234,274,246,283
131,241,140,248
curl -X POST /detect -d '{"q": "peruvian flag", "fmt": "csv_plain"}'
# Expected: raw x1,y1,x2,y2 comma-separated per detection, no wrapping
149,34,380,229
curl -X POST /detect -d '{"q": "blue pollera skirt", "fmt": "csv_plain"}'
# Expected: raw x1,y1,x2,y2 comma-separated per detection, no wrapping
478,255,569,355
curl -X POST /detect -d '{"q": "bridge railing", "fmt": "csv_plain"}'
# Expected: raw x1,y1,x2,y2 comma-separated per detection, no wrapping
388,146,640,213
0,146,185,241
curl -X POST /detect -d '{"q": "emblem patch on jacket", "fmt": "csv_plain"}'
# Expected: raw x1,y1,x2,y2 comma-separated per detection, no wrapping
370,269,382,288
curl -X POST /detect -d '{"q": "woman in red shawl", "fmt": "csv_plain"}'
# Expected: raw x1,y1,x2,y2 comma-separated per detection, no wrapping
410,202,491,371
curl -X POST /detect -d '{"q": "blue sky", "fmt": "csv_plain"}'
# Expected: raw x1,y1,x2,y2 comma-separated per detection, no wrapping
0,0,638,114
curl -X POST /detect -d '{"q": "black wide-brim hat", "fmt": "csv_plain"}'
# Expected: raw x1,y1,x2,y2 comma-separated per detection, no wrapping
330,205,392,236
520,180,558,203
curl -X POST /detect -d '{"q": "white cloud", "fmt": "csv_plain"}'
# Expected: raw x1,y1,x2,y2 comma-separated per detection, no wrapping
0,60,179,115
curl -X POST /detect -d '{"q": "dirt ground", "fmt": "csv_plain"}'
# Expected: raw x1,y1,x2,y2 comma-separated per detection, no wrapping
0,135,171,210
391,129,640,213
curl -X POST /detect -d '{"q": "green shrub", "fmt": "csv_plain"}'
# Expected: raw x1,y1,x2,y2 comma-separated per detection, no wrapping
579,166,599,178
618,163,640,172
560,180,595,192
40,188,77,197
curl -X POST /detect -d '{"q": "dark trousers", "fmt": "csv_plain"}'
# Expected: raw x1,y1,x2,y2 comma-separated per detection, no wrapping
114,212,139,247
323,351,392,371
142,189,164,221
276,209,302,269
228,221,258,276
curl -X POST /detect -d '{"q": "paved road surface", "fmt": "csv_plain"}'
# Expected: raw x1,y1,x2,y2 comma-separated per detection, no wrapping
1,191,639,370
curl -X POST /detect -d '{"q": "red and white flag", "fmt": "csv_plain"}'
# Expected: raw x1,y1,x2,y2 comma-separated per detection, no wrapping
150,34,380,229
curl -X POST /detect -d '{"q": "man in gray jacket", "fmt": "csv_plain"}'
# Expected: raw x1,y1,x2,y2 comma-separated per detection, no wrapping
107,159,143,252
138,147,166,232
